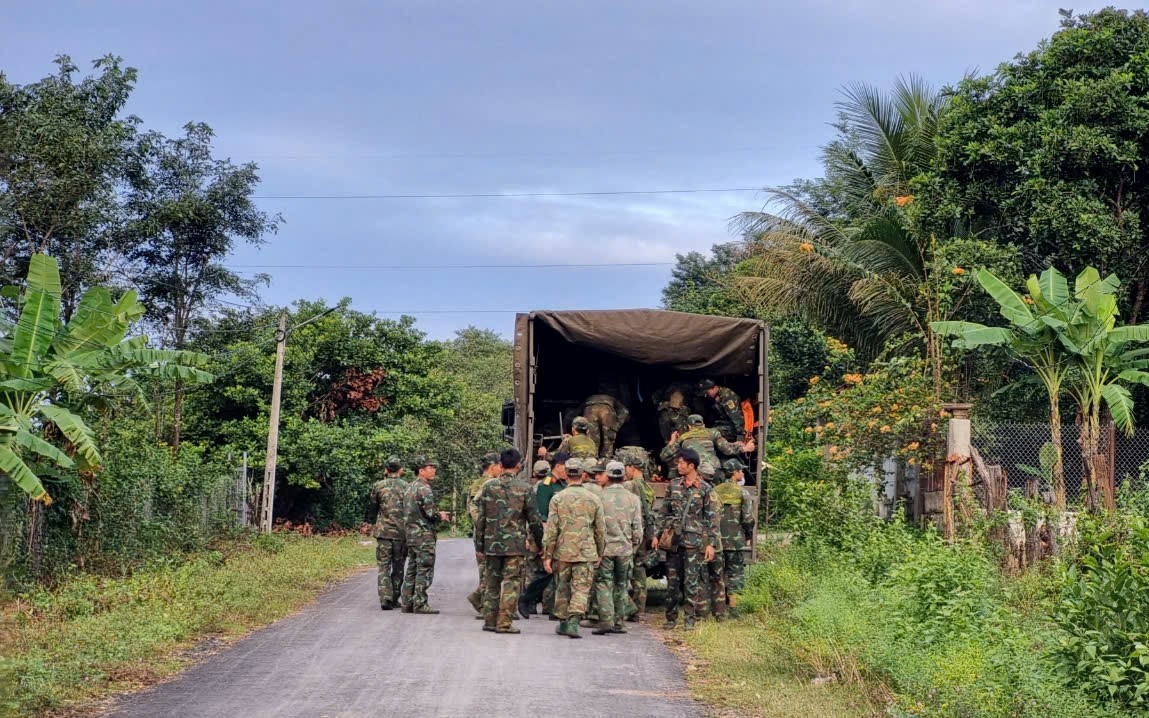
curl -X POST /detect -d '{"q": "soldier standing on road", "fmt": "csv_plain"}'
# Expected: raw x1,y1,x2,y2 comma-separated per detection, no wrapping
592,461,643,635
542,460,605,639
714,458,756,612
474,449,543,634
466,452,502,616
619,449,658,620
367,456,408,610
400,456,450,614
660,415,754,482
697,379,745,443
660,448,719,630
519,453,571,619
582,391,630,459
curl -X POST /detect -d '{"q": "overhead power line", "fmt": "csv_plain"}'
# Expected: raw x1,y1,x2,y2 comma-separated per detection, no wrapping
226,262,675,270
244,146,776,161
253,187,762,200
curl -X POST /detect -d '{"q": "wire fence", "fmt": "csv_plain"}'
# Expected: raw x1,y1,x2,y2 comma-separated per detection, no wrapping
972,422,1149,505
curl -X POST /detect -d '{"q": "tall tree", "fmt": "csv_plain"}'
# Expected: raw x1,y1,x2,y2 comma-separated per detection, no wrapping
0,55,138,314
122,122,278,451
731,76,949,361
932,8,1149,321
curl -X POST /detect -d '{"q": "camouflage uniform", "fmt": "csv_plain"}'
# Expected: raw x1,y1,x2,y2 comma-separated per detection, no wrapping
368,473,408,607
618,449,656,617
714,478,755,596
706,386,744,442
542,483,605,634
466,471,498,614
474,470,543,631
593,474,643,631
582,394,629,459
400,477,446,611
557,431,597,459
661,476,720,626
660,421,743,482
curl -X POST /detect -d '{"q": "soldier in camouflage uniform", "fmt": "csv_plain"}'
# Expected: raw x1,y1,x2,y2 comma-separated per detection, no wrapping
657,388,692,444
367,456,408,610
714,458,756,610
592,461,643,634
660,414,754,482
466,452,502,616
555,417,598,459
400,456,450,614
474,449,543,634
522,460,551,605
619,448,658,620
697,378,745,443
519,453,571,619
542,460,605,639
660,448,720,630
582,392,629,459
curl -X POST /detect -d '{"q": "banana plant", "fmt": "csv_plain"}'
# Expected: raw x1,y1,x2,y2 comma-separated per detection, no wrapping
934,266,1149,511
0,254,213,503
932,268,1072,508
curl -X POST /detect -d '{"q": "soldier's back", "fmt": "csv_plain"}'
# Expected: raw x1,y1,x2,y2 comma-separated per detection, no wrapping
374,478,408,539
549,486,603,562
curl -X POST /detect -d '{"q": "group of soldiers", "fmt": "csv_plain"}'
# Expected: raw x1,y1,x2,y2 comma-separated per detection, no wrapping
365,378,758,638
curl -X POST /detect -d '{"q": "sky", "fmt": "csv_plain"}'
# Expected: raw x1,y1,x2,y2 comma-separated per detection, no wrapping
3,0,1117,339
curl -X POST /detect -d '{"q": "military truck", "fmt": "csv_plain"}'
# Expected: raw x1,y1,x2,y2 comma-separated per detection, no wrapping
503,309,769,559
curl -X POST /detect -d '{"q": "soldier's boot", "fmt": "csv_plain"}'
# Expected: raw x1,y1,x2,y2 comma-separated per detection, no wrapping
555,617,571,636
467,589,482,614
380,599,393,611
565,615,583,639
591,622,613,635
611,621,628,634
518,598,533,620
413,605,440,615
495,626,521,634
663,619,677,630
482,624,497,632
401,604,414,614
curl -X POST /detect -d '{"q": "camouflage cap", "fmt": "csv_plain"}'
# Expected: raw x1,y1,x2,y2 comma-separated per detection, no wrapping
533,460,552,476
385,455,403,471
605,461,625,479
564,458,585,474
616,446,648,467
588,459,607,474
412,455,438,469
686,414,705,427
479,451,500,470
572,416,590,430
722,457,747,473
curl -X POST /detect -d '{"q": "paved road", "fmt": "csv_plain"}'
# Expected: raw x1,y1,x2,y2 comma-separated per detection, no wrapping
102,539,702,718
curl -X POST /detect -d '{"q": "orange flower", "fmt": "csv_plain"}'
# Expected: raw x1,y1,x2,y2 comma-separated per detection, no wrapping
809,376,821,385
906,441,920,451
804,426,814,433
867,419,877,429
784,447,794,455
818,400,831,408
891,403,900,411
799,242,814,253
879,425,892,433
829,445,839,454
895,195,914,207
871,406,883,414
907,457,917,466
843,373,864,385
952,267,966,276
824,422,835,429
1023,296,1035,305
795,397,805,405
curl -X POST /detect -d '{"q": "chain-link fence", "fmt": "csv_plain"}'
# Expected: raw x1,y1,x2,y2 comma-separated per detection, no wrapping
972,422,1149,505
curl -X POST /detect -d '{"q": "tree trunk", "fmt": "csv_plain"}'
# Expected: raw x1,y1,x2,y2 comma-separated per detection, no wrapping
1132,277,1148,325
1082,409,1101,512
172,379,184,455
1049,400,1066,510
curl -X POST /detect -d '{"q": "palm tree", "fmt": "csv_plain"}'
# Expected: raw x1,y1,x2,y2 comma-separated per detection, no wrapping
730,75,949,371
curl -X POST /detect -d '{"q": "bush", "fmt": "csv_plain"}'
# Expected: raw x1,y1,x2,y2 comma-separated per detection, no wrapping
1052,515,1149,711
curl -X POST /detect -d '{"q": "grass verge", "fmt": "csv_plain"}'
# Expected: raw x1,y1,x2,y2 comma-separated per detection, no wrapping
673,614,886,718
0,533,373,718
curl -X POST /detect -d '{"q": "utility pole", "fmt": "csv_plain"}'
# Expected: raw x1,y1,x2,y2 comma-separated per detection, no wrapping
260,311,288,533
259,306,340,534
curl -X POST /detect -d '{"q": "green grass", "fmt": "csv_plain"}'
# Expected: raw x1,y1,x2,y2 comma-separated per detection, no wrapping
681,613,886,718
0,534,373,718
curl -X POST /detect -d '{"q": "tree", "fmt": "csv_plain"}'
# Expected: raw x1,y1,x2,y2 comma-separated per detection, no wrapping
0,255,211,503
661,243,756,318
122,122,278,451
932,8,1149,321
0,55,138,315
935,266,1149,510
731,76,950,362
